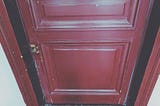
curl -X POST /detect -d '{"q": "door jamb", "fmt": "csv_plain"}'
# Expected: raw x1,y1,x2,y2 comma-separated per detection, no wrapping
0,1,39,106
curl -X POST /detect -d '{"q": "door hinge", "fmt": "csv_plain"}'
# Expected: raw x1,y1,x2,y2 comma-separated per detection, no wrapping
30,44,40,54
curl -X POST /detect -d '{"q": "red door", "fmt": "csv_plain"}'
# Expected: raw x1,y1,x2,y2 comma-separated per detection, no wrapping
17,0,152,104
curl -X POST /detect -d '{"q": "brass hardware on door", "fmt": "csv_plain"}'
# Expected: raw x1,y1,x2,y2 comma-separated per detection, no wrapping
30,44,40,54
36,0,40,4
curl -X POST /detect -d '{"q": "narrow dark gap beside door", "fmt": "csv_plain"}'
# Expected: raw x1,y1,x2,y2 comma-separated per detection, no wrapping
3,0,45,105
126,0,160,105
3,0,160,106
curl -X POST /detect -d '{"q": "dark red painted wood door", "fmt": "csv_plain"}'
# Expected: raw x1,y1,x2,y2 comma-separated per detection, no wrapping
17,0,152,105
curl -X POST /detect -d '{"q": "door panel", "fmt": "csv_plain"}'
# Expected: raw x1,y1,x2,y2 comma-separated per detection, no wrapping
40,42,129,103
16,0,152,105
29,0,138,30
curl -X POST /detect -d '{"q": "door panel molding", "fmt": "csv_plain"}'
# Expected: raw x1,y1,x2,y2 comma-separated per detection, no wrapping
27,0,139,30
37,42,130,104
16,0,153,105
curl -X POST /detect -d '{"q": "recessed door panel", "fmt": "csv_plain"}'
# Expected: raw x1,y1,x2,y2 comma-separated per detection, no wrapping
16,0,152,105
29,0,138,30
40,42,129,104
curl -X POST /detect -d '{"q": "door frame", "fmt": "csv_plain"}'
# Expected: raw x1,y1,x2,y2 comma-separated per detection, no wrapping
135,28,160,106
127,0,160,105
2,0,158,106
0,1,38,106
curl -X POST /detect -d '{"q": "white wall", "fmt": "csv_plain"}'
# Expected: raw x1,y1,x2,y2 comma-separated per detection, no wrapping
148,75,160,106
0,44,25,106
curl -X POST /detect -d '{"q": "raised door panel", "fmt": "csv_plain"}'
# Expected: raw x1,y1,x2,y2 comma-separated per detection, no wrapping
16,0,151,105
29,0,138,30
40,42,129,104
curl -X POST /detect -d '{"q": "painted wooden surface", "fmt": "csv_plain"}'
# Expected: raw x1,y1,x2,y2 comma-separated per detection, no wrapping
135,28,160,106
28,0,138,30
0,0,39,106
0,44,25,106
16,0,152,104
40,42,128,104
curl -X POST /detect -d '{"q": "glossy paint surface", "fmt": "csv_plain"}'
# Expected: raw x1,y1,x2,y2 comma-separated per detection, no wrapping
16,0,151,104
0,0,39,105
